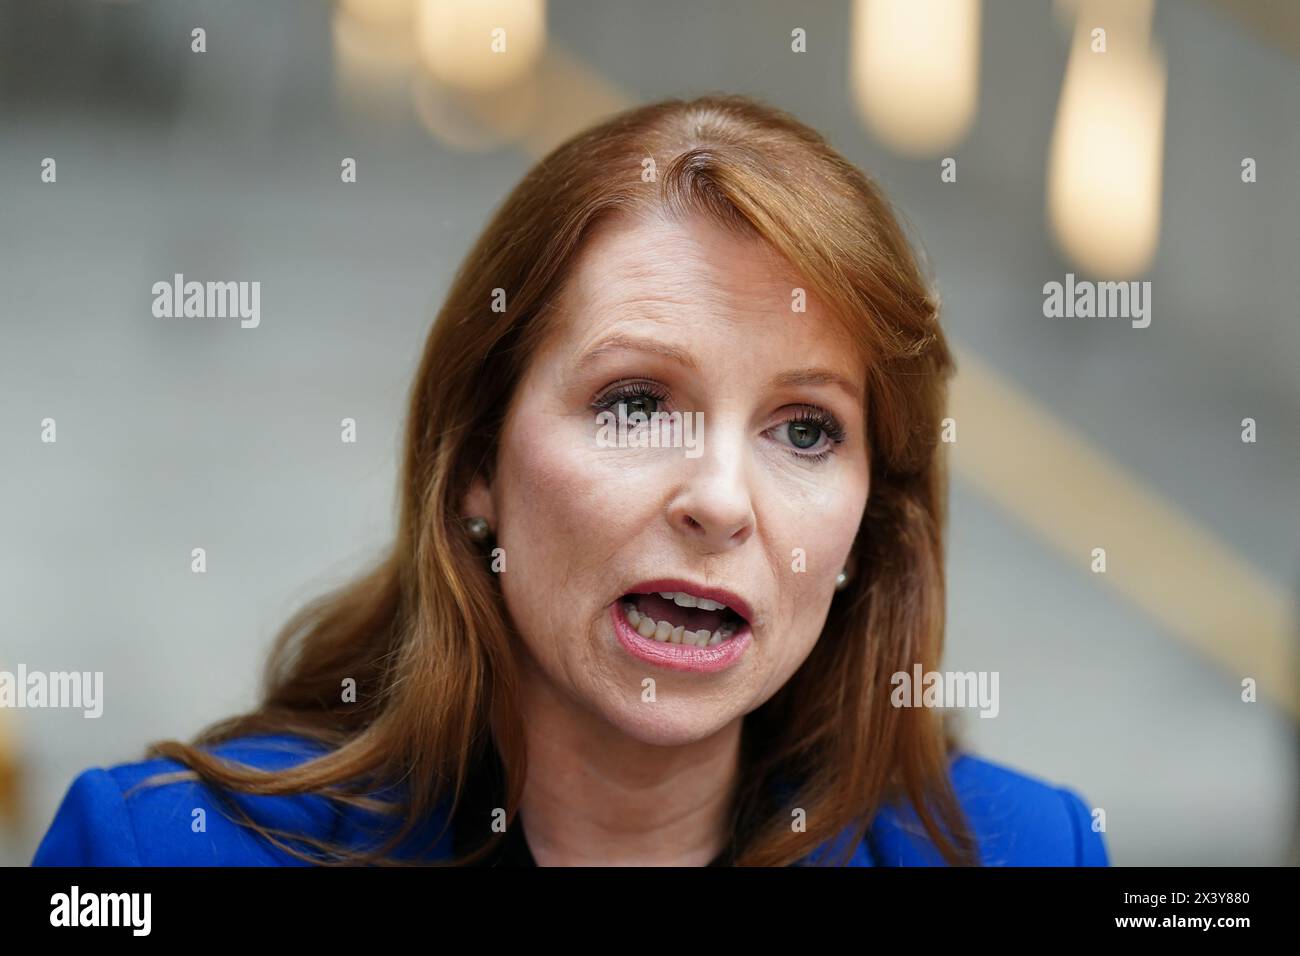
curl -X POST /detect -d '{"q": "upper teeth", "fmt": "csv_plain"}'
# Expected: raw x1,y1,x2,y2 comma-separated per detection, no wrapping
658,591,729,613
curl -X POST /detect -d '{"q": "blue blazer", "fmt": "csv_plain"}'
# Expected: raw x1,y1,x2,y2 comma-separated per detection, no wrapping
32,733,1109,866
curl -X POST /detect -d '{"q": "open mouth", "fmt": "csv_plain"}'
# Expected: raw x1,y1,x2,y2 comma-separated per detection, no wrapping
618,589,749,647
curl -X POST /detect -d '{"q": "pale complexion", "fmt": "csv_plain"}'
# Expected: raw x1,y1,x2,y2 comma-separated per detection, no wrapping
463,211,870,865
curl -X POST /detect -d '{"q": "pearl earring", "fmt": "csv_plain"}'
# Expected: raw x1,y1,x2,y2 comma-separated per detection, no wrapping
834,569,848,590
466,516,491,542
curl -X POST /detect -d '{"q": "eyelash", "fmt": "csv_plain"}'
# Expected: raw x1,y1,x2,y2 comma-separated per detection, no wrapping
590,380,847,462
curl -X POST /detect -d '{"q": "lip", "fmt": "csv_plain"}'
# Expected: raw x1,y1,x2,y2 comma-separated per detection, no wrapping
611,602,752,674
620,578,754,625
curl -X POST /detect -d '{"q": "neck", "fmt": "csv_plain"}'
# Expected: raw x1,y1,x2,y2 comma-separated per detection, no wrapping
513,655,742,866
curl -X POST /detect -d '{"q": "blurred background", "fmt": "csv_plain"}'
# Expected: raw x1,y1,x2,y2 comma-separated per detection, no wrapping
1,0,1296,866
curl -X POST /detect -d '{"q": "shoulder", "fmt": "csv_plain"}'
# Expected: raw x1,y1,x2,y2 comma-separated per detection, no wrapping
865,753,1110,866
32,733,348,866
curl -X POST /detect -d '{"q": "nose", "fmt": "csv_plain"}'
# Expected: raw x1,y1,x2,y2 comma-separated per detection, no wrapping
666,429,755,551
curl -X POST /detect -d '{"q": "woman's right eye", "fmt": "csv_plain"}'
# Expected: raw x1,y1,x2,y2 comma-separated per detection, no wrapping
592,382,668,418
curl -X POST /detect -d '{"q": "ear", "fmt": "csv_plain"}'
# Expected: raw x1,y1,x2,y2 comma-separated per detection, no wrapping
461,474,497,529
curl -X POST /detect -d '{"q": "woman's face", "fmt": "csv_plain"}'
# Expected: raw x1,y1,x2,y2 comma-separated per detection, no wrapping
465,211,870,747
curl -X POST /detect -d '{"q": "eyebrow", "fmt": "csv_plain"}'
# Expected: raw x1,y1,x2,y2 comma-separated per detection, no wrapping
577,333,862,402
578,333,700,371
768,367,863,403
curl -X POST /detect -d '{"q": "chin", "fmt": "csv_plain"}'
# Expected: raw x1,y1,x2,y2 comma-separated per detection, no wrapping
598,696,740,748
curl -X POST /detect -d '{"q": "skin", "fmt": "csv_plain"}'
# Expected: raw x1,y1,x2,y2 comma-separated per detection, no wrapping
462,210,870,865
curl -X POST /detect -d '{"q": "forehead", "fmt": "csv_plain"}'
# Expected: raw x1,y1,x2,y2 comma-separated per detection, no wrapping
541,212,861,366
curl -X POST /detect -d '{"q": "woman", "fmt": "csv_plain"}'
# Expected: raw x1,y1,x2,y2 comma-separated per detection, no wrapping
33,95,1107,867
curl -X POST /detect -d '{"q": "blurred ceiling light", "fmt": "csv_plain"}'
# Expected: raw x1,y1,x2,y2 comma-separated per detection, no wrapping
332,2,417,114
414,42,631,155
850,0,981,156
416,0,547,92
338,0,415,29
1047,1,1165,277
412,70,542,151
514,46,634,157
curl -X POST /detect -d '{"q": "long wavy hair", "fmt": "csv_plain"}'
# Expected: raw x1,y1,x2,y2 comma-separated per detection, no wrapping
139,94,976,867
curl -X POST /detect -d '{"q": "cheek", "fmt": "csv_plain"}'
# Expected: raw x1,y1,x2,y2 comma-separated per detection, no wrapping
500,406,625,552
499,396,673,558
767,462,868,576
766,472,867,655
491,403,641,648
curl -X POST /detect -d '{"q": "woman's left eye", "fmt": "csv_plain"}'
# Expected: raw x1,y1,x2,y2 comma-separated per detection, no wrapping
768,408,847,461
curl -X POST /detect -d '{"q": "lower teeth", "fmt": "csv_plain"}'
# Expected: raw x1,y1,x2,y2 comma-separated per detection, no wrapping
622,601,737,647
